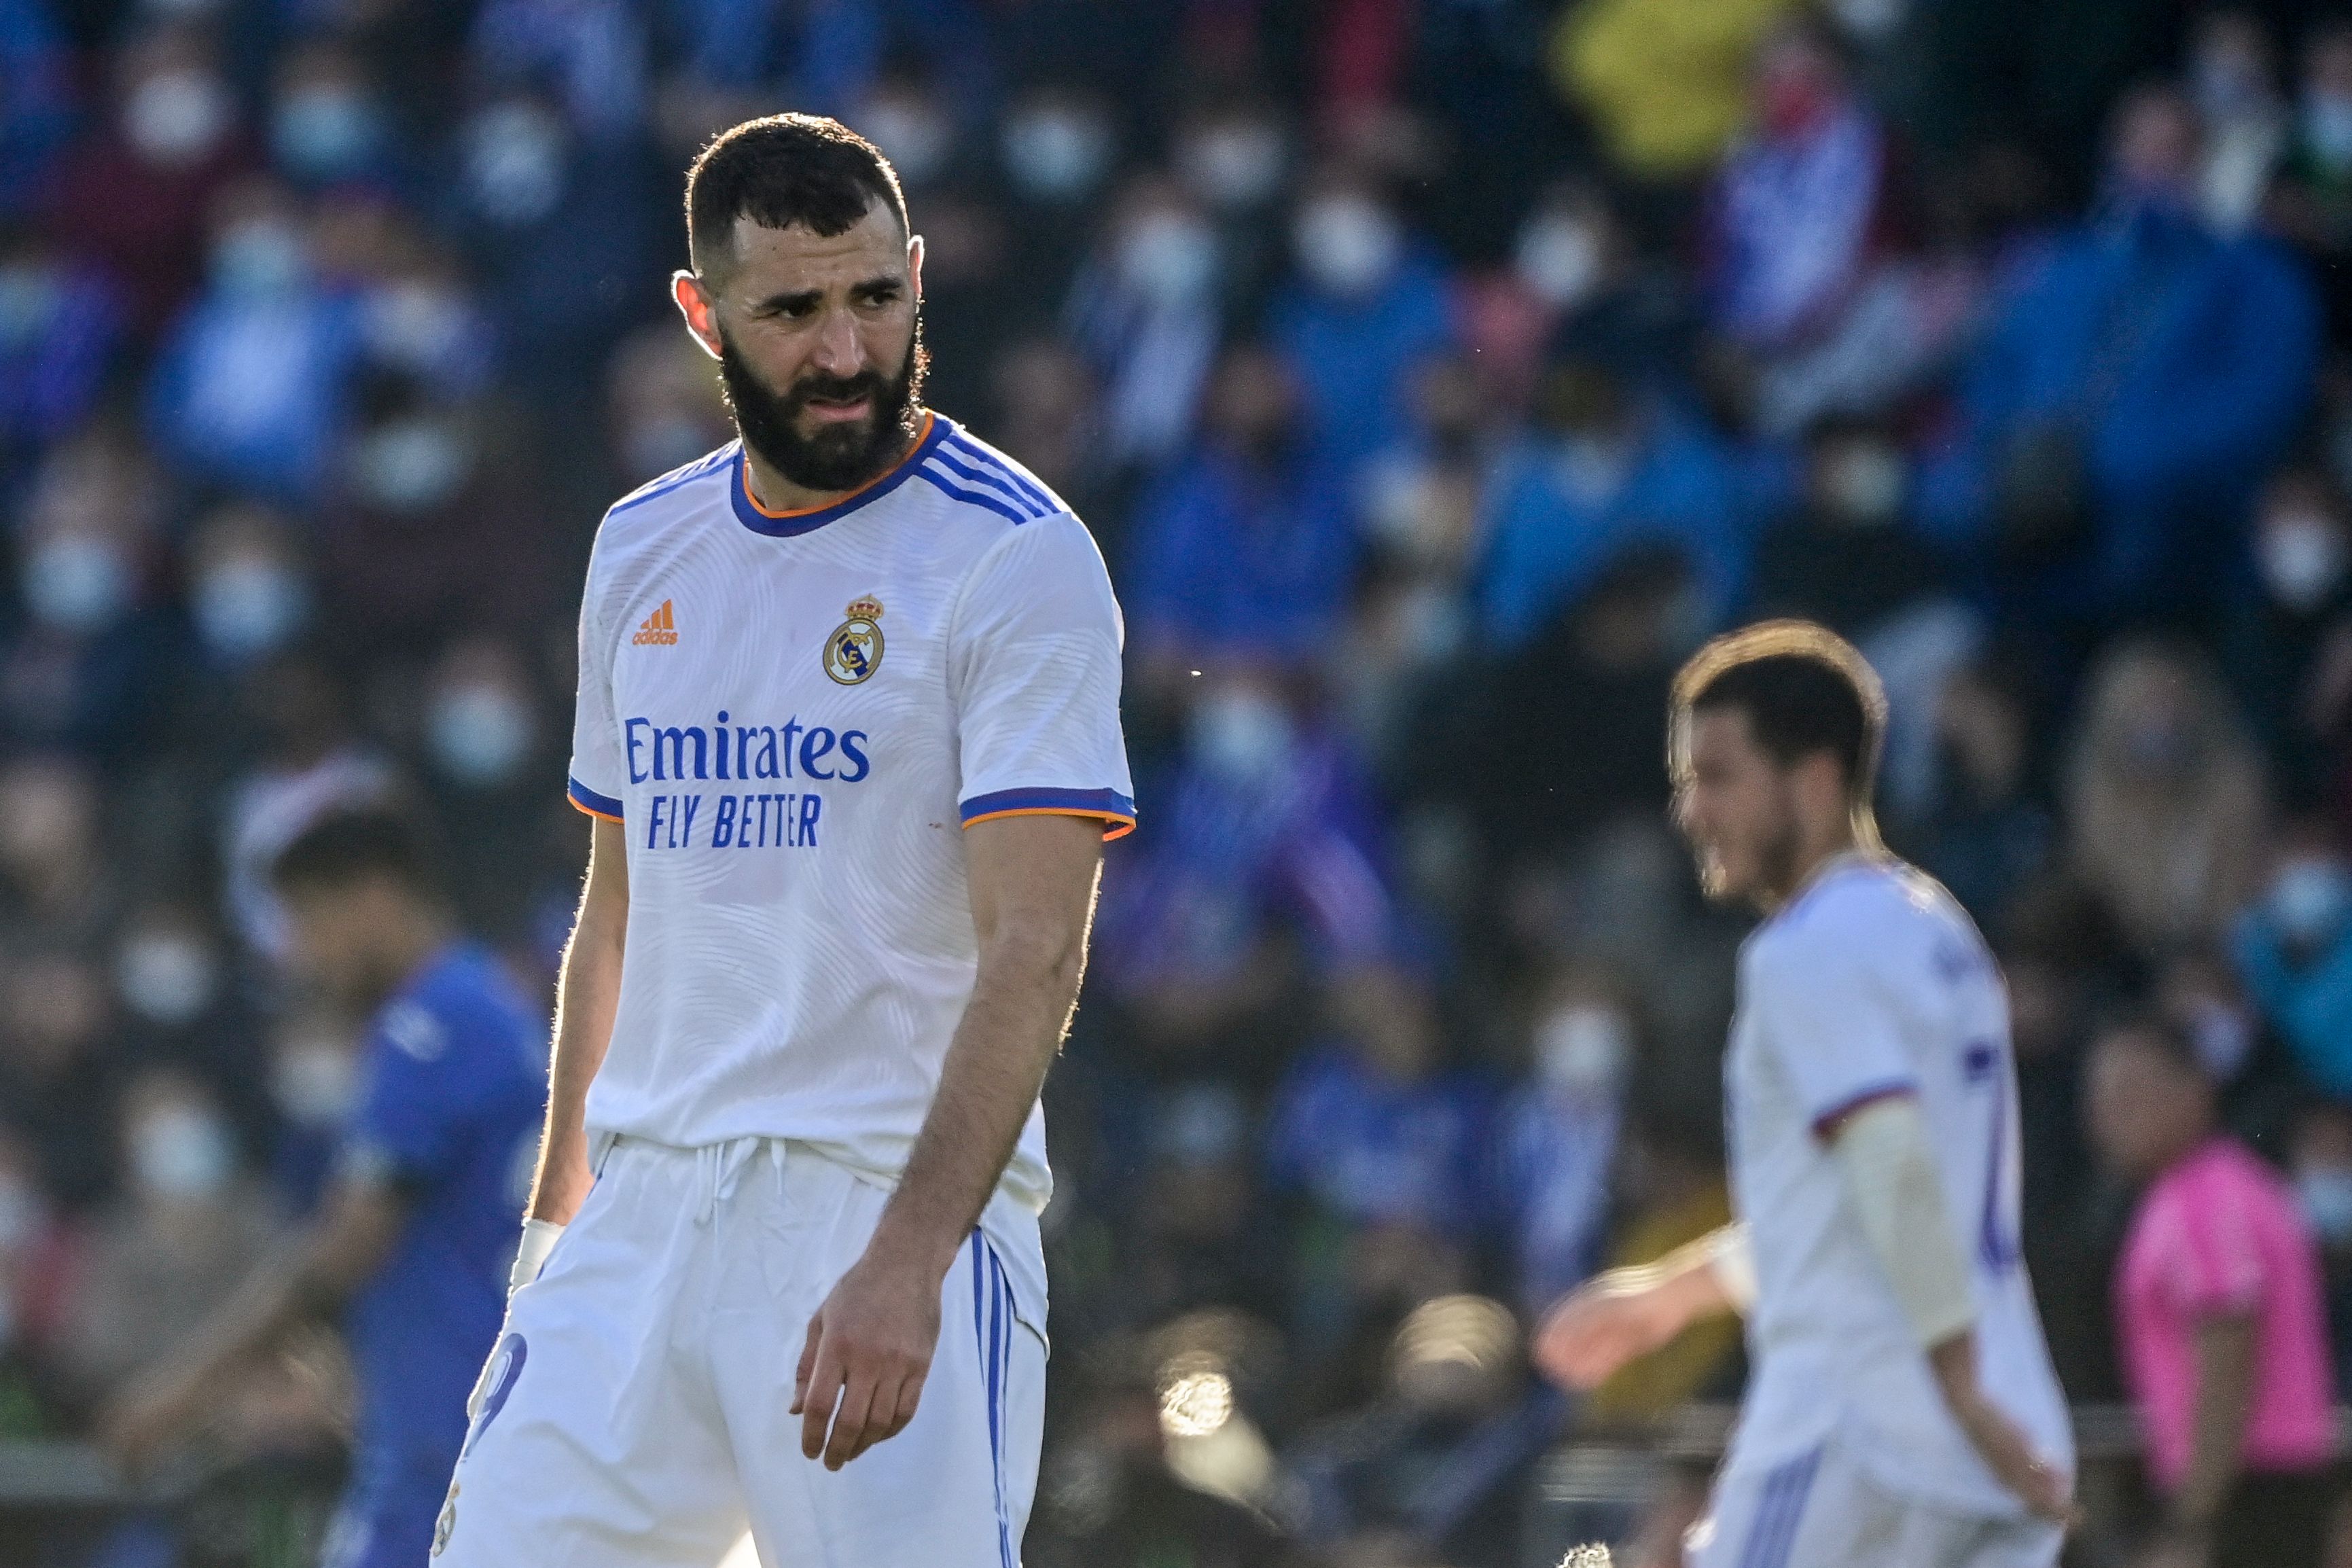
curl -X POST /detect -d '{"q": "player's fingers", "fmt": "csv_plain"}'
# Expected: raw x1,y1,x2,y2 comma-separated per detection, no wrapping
823,1370,881,1469
799,1340,845,1461
790,1315,822,1416
883,1371,925,1440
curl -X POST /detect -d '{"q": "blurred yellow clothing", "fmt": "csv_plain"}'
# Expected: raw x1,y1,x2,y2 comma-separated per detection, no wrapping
1552,0,1801,179
1580,1183,1741,1427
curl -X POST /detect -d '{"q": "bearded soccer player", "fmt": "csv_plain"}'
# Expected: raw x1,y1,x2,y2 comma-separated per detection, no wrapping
431,115,1133,1567
1534,622,2073,1568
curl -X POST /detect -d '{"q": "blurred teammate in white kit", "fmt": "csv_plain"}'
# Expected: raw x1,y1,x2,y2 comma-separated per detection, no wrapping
1535,622,2075,1568
430,113,1134,1567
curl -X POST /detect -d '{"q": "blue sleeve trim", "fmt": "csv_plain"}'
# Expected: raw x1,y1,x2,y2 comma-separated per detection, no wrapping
959,786,1137,840
916,465,1031,525
567,777,624,819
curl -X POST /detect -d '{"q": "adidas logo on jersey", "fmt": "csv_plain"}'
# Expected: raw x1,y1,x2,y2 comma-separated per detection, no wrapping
632,600,679,645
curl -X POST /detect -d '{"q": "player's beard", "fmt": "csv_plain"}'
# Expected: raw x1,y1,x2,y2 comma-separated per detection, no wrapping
715,317,928,495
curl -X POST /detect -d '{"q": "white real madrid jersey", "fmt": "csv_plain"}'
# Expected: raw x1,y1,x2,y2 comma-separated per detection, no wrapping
1722,857,2072,1515
565,413,1135,1216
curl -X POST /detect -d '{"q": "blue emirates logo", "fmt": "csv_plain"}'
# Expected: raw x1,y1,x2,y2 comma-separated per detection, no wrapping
624,710,872,851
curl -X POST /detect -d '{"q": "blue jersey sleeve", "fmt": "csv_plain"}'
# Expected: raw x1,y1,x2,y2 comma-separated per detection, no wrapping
344,995,479,1186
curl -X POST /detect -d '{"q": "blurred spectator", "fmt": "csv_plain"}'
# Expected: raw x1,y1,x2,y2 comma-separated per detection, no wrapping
1474,358,1750,649
2086,1018,2338,1568
1907,651,2054,925
1066,175,1228,478
1,428,179,762
2065,640,2269,955
1749,414,1941,635
1699,17,1938,435
2187,11,2286,234
43,24,255,339
419,634,553,937
1264,961,1497,1359
146,177,363,505
52,1069,272,1412
269,37,398,192
1287,1294,1556,1564
1925,84,2320,626
1491,966,1631,1312
1268,168,1454,480
0,1129,71,1435
0,0,71,219
2269,18,2352,336
185,503,313,673
466,0,646,145
0,225,122,484
985,336,1109,533
1550,0,1800,181
1029,1335,1302,1568
1127,344,1358,678
2232,815,2352,1098
2287,1101,2352,1397
1122,1082,1287,1330
2224,466,2352,795
605,321,731,488
1092,671,1391,1068
0,945,120,1211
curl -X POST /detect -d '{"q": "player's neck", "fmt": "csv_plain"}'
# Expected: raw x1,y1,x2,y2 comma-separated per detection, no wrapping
1760,823,1870,913
741,418,925,515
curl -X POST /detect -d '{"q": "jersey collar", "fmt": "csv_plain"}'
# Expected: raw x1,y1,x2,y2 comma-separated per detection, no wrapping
730,412,946,537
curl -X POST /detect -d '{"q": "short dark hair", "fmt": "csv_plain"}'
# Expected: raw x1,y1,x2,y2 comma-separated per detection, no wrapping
1671,620,1887,814
271,808,440,900
685,115,908,279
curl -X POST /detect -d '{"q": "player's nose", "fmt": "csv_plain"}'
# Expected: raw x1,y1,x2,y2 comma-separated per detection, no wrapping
811,308,867,376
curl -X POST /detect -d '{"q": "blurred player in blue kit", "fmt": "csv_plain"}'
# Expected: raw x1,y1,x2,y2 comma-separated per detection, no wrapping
103,809,546,1568
1535,622,2075,1568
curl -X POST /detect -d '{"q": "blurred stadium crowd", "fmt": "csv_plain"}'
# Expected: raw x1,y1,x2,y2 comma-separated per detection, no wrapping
7,0,2352,1563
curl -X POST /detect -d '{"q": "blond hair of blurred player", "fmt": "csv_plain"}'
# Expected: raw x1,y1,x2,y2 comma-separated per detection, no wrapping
1535,622,2075,1568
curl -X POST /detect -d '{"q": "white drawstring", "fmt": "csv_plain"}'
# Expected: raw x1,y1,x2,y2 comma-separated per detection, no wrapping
695,1137,766,1227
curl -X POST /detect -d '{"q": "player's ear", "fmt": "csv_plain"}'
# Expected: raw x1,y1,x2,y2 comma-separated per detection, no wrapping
673,270,724,361
906,233,924,304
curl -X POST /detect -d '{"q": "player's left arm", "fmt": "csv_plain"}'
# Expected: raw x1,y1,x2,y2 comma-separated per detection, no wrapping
791,811,1103,1470
99,1169,406,1469
1828,1095,2073,1524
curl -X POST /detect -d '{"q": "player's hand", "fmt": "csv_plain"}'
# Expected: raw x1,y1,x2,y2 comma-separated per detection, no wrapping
791,1243,944,1469
1946,1383,2076,1527
1531,1270,1686,1390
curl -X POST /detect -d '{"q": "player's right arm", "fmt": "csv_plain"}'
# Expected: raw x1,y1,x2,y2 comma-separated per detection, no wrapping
524,815,628,1235
1533,1224,1749,1390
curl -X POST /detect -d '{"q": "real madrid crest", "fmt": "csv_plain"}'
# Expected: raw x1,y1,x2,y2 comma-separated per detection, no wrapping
824,595,885,685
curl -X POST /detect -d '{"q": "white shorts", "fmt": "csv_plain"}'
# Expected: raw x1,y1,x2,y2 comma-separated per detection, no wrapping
1686,1438,2061,1568
431,1136,1048,1568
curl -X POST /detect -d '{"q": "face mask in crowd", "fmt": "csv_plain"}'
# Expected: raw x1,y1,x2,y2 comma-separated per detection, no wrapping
131,1103,235,1201
2298,1164,2352,1245
115,927,221,1027
464,103,567,228
427,679,537,786
1293,193,1401,298
2268,855,2352,947
1817,442,1907,527
2304,90,2352,167
1116,211,1219,310
2258,509,2349,613
855,94,950,188
23,533,132,634
1178,118,1286,212
211,216,311,299
1514,211,1604,310
351,416,474,512
0,258,60,345
194,552,308,662
1001,105,1113,202
1188,688,1295,783
124,67,234,166
273,84,385,183
272,1036,359,1127
1535,1004,1632,1099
